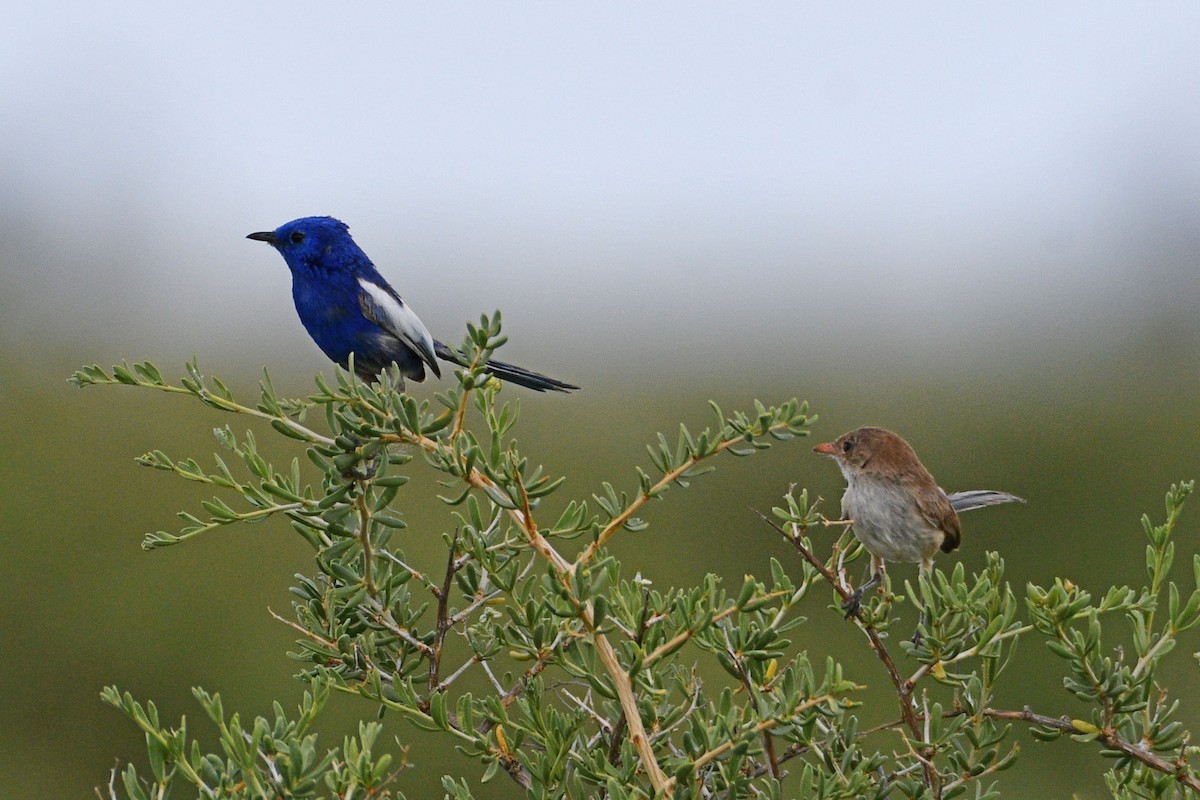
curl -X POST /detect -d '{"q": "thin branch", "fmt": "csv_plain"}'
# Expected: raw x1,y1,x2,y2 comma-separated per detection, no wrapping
907,624,1032,685
84,367,336,447
607,586,654,766
511,460,670,793
720,623,781,781
362,603,435,658
858,715,910,738
593,624,669,792
449,556,536,626
503,636,564,703
650,675,704,743
478,631,572,738
940,742,1018,794
734,742,812,787
328,680,485,752
448,347,489,440
268,607,340,652
756,510,941,794
379,550,438,592
480,660,507,696
437,655,481,692
353,488,376,597
429,530,461,693
158,501,311,546
491,729,534,791
575,424,803,570
447,589,499,627
606,614,638,641
99,764,119,800
690,693,840,772
983,706,1200,791
283,509,335,548
331,641,520,782
1131,630,1176,682
562,689,614,733
641,599,784,669
391,431,572,573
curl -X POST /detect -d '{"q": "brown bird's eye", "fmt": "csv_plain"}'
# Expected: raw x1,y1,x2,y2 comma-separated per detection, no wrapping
841,440,852,453
290,231,305,244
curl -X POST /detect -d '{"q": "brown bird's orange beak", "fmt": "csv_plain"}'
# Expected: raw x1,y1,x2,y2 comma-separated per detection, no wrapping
813,442,837,455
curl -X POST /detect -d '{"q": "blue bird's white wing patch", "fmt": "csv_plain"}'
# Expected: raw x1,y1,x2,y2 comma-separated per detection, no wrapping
357,278,441,376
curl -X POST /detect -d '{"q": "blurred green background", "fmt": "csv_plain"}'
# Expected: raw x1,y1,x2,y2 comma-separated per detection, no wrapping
4,4,1200,797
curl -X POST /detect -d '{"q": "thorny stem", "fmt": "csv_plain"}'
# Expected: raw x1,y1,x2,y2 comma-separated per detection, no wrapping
983,706,1200,791
721,624,781,781
907,624,1033,685
269,608,339,652
607,586,655,767
437,655,482,692
756,510,941,795
379,550,437,592
429,530,460,694
478,632,570,737
513,469,671,794
593,630,669,792
84,368,337,447
449,347,490,440
164,502,311,547
640,599,783,669
320,643,523,787
688,693,841,774
354,487,376,597
762,506,1200,796
576,428,800,570
378,423,669,792
1131,629,1176,683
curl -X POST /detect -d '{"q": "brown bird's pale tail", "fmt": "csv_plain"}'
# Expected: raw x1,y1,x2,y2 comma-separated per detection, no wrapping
947,490,1025,513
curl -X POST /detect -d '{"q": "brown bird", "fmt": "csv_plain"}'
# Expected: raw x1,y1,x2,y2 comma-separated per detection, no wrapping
814,426,1023,618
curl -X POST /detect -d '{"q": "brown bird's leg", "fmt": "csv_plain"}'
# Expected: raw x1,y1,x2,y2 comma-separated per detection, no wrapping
843,556,885,618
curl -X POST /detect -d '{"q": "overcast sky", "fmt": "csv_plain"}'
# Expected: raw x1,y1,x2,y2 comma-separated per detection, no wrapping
3,3,1198,376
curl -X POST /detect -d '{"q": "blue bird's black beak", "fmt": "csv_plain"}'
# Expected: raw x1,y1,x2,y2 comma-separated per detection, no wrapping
246,231,279,245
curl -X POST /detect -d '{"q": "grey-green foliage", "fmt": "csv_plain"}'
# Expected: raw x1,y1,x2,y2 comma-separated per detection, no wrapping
99,685,395,799
74,313,1200,799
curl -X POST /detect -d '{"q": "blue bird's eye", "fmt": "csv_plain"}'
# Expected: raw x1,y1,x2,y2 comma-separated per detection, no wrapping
290,231,305,244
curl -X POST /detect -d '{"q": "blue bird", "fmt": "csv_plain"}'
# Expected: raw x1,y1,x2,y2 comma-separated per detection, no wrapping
248,216,578,392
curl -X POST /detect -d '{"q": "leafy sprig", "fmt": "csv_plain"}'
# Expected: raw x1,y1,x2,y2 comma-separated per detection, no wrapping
77,314,1199,798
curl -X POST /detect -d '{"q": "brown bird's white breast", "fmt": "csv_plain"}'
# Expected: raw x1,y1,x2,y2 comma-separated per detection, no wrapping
842,474,946,564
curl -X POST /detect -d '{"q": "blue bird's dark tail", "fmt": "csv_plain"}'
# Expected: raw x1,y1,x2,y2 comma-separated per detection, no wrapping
433,341,579,393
